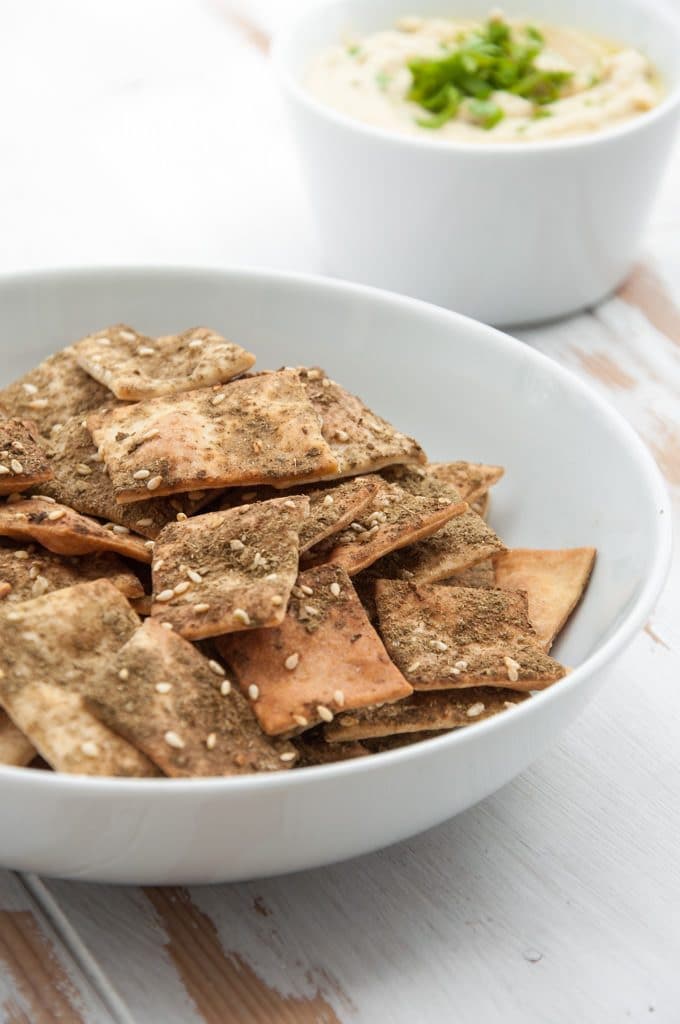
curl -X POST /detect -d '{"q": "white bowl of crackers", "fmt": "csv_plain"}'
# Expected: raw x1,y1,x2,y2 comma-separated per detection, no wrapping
0,267,670,884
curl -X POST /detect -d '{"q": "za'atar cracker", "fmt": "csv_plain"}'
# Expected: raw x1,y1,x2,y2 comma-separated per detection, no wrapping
88,369,339,504
325,687,529,741
0,544,143,602
427,461,504,503
375,581,566,691
0,709,35,766
494,547,596,650
73,324,255,401
0,419,53,494
151,496,309,639
216,565,412,736
297,367,426,477
85,619,296,777
0,347,111,439
0,498,153,563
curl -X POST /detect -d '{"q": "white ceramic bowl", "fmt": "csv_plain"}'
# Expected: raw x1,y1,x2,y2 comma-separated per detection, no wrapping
0,267,670,884
273,0,680,326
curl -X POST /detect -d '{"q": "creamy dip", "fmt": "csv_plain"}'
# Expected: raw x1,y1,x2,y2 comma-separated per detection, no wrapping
305,12,662,142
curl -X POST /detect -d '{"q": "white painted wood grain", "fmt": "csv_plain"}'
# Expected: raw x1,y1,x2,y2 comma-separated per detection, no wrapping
0,2,679,1022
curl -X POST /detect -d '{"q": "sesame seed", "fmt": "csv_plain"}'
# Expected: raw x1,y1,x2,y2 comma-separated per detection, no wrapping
350,522,365,533
194,603,211,613
466,702,485,718
164,730,185,749
334,429,349,442
155,682,172,694
271,595,283,606
220,679,232,696
250,552,265,569
0,466,9,475
206,733,217,750
208,659,226,677
156,589,175,603
188,338,203,349
284,653,299,671
265,573,278,581
279,751,296,762
248,684,260,701
31,576,49,597
119,329,136,341
322,495,334,509
30,398,49,409
160,622,174,630
230,539,245,551
187,569,202,584
329,582,341,597
211,393,226,406
451,668,461,676
432,640,448,652
317,704,334,723
152,559,164,572
32,495,55,503
138,346,155,356
81,740,99,757
304,605,319,616
504,656,520,682
144,540,155,550
174,581,191,596
136,518,153,528
112,525,130,535
22,383,38,395
118,668,129,681
75,463,92,476
503,701,517,709
283,499,297,509
10,460,23,474
146,475,163,491
300,584,314,596
334,689,345,707
233,608,251,626
455,660,468,670
133,469,150,480
47,509,66,522
306,369,322,380
293,714,308,727
13,550,29,560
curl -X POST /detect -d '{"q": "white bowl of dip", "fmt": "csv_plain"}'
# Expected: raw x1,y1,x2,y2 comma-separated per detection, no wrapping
273,0,680,325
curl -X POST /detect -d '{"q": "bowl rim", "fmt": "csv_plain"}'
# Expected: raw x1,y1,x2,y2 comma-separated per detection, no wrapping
271,0,680,156
0,263,672,796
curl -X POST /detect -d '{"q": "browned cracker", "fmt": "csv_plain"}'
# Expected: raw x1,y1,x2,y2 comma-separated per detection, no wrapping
310,478,466,576
297,367,426,477
0,347,112,439
4,682,159,776
35,416,182,539
494,548,597,651
375,581,566,691
0,544,143,602
325,688,529,742
88,369,339,504
216,565,412,736
471,492,490,519
219,475,381,553
85,618,296,777
0,709,36,766
293,732,369,767
440,558,495,589
151,496,309,639
0,499,153,563
73,325,256,401
427,461,504,503
371,509,505,584
0,420,53,494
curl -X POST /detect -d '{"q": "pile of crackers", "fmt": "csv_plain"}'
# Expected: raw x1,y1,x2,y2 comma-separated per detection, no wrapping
0,325,595,777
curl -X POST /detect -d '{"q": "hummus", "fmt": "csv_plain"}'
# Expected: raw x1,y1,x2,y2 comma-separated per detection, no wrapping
305,13,662,142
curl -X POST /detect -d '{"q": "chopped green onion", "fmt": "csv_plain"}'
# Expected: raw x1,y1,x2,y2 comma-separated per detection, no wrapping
466,97,504,129
376,71,392,90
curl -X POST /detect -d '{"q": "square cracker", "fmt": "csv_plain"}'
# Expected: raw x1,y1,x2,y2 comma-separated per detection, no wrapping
371,509,505,584
0,347,112,439
151,496,309,639
0,544,143,602
219,475,381,553
88,369,339,504
85,619,296,777
324,687,528,742
3,682,159,776
0,498,153,563
73,324,256,401
0,709,36,766
427,462,504,503
216,565,412,736
494,548,596,651
293,732,369,766
309,478,466,577
35,416,183,539
0,420,53,494
375,581,566,691
297,367,426,478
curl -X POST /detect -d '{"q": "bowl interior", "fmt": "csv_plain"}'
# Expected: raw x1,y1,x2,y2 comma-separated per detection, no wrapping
278,0,680,95
0,267,667,672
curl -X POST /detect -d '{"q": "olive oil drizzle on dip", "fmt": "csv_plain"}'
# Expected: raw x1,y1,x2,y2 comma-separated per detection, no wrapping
305,11,662,142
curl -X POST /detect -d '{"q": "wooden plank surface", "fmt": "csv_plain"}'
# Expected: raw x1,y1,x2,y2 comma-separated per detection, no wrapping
1,1,680,1022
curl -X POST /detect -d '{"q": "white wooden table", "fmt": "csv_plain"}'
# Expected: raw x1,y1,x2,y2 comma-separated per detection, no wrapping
1,3,679,1021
